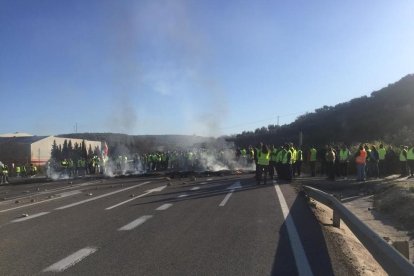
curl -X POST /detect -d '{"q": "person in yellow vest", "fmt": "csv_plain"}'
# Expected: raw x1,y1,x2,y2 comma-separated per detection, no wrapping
15,165,21,177
30,164,38,176
240,148,247,167
407,144,414,178
256,144,270,185
275,145,284,179
295,146,303,177
399,145,408,177
248,146,254,164
61,159,68,176
339,145,351,179
364,144,372,177
1,164,9,184
281,144,292,181
378,144,387,177
290,144,297,177
21,165,27,177
269,145,278,180
308,146,317,177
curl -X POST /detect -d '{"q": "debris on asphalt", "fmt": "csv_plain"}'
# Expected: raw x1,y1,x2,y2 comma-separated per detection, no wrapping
20,213,29,218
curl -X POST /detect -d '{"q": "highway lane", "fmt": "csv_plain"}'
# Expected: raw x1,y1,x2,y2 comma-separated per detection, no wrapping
0,174,334,275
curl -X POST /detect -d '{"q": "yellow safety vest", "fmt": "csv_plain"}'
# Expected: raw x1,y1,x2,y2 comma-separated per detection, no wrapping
257,151,270,166
407,148,414,160
309,148,317,162
378,148,386,160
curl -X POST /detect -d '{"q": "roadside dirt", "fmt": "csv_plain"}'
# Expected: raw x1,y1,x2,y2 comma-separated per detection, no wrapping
311,201,387,276
298,175,414,275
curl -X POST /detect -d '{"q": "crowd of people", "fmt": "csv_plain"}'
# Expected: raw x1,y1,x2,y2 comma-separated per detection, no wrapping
250,142,414,184
2,142,413,183
0,162,38,184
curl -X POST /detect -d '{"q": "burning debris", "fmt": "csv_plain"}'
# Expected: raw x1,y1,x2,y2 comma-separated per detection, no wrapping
42,136,255,181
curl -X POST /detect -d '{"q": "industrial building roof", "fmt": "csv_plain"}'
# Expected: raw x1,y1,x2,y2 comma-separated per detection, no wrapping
0,136,49,144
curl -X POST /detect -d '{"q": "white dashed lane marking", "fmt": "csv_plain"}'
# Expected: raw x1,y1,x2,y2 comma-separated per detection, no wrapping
56,182,151,210
177,194,188,198
219,192,233,207
118,215,153,231
105,185,166,210
11,212,50,223
190,187,200,191
155,203,173,211
43,247,98,272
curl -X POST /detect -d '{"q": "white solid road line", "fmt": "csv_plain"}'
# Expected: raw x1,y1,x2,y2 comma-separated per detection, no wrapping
43,247,98,272
55,182,151,210
0,190,83,213
11,212,50,223
105,185,166,210
58,190,82,197
155,203,173,211
118,215,153,231
274,184,313,276
219,191,233,207
190,186,200,191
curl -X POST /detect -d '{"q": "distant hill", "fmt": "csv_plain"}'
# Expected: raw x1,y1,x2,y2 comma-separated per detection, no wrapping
58,133,222,155
233,74,414,147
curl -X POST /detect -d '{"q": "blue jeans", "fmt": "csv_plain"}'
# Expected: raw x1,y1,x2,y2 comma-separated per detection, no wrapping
357,163,366,181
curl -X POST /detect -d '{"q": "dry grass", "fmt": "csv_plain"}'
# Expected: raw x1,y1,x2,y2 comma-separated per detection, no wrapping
374,181,414,232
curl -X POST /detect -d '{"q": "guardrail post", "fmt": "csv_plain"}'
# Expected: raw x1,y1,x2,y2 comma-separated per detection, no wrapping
333,210,341,228
332,194,341,228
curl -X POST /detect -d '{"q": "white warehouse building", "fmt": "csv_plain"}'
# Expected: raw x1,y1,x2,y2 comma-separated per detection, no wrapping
0,133,102,167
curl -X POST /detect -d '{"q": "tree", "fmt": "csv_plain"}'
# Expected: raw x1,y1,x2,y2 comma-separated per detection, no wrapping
81,140,88,159
62,139,69,159
88,144,93,158
51,140,60,160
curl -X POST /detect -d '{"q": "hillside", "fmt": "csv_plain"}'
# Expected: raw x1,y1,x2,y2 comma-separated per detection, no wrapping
233,74,414,147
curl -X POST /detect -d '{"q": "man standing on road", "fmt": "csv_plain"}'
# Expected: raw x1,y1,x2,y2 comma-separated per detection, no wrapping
355,144,367,181
295,146,303,177
339,145,350,179
1,162,9,184
256,144,270,185
269,145,278,180
407,144,414,178
378,144,387,177
399,145,408,177
325,147,336,181
281,144,292,182
308,146,317,177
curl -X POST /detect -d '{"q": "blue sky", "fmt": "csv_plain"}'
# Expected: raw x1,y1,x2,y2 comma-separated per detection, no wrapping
1,0,413,137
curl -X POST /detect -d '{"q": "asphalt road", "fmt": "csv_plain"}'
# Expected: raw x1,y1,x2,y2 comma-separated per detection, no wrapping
0,174,334,275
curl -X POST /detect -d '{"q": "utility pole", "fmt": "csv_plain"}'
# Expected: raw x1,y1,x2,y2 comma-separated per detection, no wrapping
277,116,280,126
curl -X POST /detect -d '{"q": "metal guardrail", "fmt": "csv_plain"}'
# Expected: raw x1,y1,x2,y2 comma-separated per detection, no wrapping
302,185,414,276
